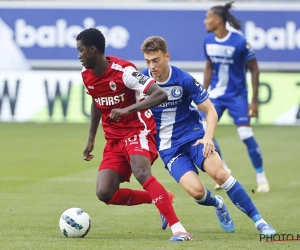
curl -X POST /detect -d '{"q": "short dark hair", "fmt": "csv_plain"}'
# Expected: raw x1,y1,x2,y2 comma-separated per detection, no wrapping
76,28,106,54
141,36,168,54
211,1,241,31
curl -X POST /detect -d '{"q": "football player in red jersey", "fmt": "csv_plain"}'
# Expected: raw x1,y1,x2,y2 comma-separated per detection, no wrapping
76,28,192,242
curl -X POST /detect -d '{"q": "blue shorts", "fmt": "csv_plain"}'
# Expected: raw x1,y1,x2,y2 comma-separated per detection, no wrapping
200,96,250,126
160,141,206,183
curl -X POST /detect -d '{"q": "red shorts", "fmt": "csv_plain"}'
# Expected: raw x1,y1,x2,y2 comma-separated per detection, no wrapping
99,132,158,182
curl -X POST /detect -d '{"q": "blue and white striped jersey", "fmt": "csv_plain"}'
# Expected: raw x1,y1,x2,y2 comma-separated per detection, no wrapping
204,31,256,99
141,65,208,152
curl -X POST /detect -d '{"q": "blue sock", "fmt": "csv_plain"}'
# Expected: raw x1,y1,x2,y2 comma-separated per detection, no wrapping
222,176,259,218
252,214,268,228
193,188,219,207
243,137,263,173
212,137,223,159
252,214,262,223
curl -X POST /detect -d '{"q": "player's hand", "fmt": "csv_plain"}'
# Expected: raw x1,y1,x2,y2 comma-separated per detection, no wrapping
109,108,130,121
83,143,94,161
193,137,215,158
248,101,259,117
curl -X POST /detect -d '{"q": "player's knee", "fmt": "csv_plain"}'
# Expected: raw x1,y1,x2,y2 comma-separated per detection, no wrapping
188,186,206,200
133,170,149,184
96,187,114,203
181,180,205,199
215,169,230,185
130,156,152,184
132,166,151,185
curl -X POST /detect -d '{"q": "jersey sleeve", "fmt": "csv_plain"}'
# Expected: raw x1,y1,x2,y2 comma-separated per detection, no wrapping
122,66,156,94
83,84,90,95
241,38,256,62
185,75,209,105
81,68,91,95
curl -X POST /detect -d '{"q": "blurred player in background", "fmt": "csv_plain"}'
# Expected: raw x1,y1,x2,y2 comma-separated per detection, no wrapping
141,36,276,236
76,28,192,242
202,1,270,192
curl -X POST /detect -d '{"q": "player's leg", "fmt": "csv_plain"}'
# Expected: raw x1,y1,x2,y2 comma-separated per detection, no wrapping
203,122,231,174
186,143,235,233
211,137,231,190
203,153,275,236
96,169,153,205
168,154,213,203
229,96,269,192
130,155,192,241
200,102,232,190
97,142,152,206
212,137,231,173
237,125,269,192
126,133,192,241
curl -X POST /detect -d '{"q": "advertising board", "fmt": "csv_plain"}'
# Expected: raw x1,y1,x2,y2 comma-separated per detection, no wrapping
0,2,300,70
1,71,299,125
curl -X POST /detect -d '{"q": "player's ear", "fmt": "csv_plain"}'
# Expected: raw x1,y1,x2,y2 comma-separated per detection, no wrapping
90,45,97,54
216,15,223,25
165,53,170,61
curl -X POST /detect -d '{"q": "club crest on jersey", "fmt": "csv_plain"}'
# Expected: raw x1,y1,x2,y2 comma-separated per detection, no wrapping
226,48,234,55
171,86,183,98
109,81,116,91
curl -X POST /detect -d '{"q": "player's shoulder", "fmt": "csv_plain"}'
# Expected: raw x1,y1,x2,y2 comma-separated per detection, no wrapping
230,32,246,43
141,68,150,76
231,31,245,39
81,66,92,77
229,32,254,53
170,65,187,76
204,33,215,43
170,65,193,83
107,56,137,72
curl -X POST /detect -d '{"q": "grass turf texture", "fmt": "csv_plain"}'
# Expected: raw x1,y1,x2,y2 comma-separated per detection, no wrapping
0,123,299,250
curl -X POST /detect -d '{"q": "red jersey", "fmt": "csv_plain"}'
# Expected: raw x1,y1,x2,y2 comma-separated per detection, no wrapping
81,56,157,141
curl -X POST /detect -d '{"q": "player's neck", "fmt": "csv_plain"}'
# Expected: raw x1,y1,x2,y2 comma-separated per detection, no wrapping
92,57,110,76
214,27,229,39
152,66,170,83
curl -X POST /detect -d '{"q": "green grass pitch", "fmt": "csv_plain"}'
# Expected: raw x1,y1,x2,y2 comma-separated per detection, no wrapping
0,123,299,250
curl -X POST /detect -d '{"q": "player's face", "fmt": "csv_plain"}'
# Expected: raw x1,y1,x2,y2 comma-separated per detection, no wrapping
76,40,95,69
204,10,221,32
144,50,170,80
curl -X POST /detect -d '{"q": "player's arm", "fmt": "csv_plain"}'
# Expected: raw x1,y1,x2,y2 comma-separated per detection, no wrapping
128,83,167,112
245,58,260,117
110,83,167,120
83,100,102,161
203,59,213,90
194,99,218,158
109,68,168,120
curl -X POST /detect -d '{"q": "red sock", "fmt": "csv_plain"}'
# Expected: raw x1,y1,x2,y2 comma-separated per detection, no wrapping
142,176,179,226
105,188,152,206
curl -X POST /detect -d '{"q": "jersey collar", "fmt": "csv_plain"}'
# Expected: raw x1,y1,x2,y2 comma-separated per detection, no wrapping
155,66,172,85
215,31,232,43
